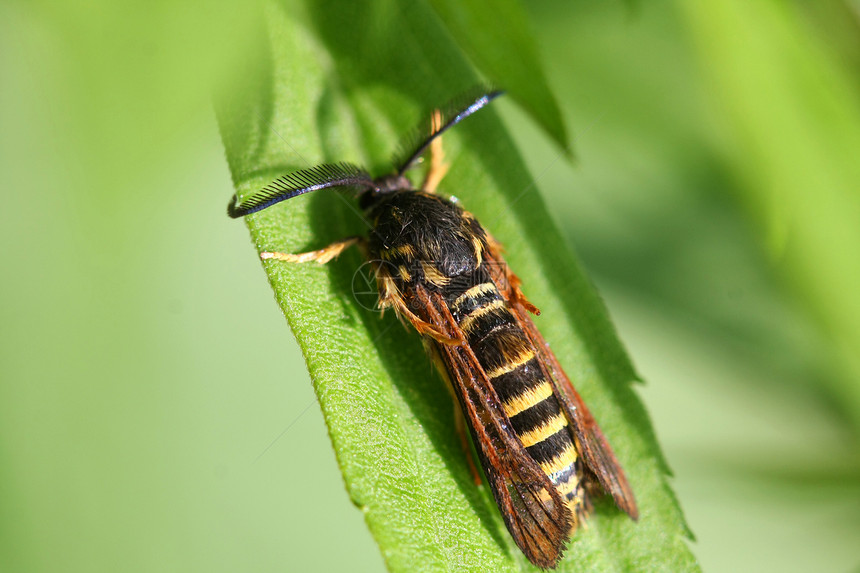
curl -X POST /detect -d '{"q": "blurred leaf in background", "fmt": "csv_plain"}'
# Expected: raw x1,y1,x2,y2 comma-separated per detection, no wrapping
2,0,859,571
426,0,572,156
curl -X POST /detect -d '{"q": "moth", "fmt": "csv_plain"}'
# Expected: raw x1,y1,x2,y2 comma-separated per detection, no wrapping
228,89,638,569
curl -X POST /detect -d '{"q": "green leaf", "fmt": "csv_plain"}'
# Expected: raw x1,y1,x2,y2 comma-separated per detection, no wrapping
425,0,572,156
216,0,698,570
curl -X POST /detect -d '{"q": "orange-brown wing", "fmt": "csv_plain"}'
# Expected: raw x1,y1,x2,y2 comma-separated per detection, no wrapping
410,285,573,569
483,245,639,521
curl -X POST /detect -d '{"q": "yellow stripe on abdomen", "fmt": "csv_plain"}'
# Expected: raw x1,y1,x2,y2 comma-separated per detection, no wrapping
501,381,554,418
459,299,506,334
452,282,497,309
517,414,568,448
539,443,578,476
486,348,535,379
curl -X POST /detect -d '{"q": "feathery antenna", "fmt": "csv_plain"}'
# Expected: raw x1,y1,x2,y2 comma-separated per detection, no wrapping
394,88,504,175
228,162,374,218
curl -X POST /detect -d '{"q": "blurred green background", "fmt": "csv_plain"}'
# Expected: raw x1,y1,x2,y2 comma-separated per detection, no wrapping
2,0,859,571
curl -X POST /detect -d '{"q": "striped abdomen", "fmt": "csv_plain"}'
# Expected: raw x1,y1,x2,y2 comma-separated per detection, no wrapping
448,270,584,518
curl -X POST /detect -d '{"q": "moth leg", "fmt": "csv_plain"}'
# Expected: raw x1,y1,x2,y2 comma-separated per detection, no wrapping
455,404,483,485
376,267,464,346
422,110,449,193
503,267,540,316
391,295,464,346
424,339,483,485
484,234,541,315
260,236,363,264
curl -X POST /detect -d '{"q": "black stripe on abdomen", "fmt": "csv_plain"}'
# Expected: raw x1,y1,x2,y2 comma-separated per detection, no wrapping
508,395,562,436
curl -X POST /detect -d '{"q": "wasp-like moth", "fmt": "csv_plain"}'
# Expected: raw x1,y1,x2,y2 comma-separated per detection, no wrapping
228,89,638,569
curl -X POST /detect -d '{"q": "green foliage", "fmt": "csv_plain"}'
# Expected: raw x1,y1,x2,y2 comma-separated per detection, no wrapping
425,0,571,156
679,0,860,433
217,1,697,570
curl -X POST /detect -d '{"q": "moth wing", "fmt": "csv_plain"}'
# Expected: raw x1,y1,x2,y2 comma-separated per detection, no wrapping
414,286,572,569
483,246,639,520
534,331,639,520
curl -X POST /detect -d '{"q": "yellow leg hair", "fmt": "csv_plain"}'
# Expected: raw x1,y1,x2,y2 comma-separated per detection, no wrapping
422,110,450,193
260,236,361,264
